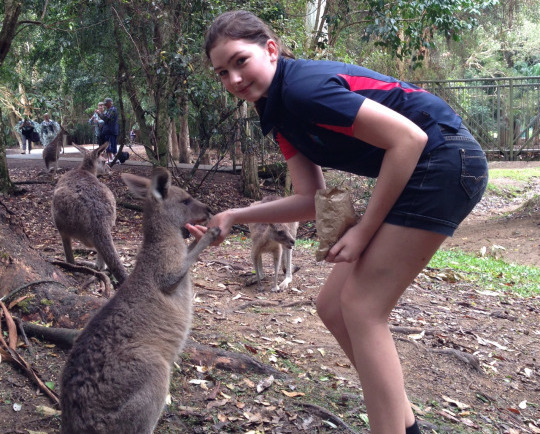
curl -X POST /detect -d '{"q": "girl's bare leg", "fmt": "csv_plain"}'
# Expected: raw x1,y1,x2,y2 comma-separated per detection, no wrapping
317,223,446,433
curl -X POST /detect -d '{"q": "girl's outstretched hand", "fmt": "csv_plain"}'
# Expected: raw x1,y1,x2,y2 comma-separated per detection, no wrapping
185,224,208,241
185,210,235,246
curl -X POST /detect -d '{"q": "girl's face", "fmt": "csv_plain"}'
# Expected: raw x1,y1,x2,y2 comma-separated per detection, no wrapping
210,38,278,102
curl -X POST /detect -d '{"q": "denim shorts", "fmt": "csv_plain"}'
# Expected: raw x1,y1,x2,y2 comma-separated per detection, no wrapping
385,124,489,236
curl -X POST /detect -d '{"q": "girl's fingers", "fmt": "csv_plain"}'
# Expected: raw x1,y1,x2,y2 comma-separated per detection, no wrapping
185,223,207,240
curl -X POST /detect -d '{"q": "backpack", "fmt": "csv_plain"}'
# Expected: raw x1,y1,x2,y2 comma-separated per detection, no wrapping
31,131,41,143
118,151,130,164
21,125,34,134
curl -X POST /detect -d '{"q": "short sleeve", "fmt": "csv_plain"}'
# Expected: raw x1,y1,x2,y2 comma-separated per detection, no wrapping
275,132,298,160
282,74,365,128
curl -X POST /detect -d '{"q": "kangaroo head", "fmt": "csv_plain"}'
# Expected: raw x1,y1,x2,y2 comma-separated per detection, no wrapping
74,142,109,175
122,167,211,239
268,223,296,249
96,158,111,177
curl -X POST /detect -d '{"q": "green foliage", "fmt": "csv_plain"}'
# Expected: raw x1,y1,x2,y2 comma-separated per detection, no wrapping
361,0,498,68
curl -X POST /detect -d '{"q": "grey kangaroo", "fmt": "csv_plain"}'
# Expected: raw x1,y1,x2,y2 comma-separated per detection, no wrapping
51,142,124,283
44,126,110,177
248,195,299,292
42,131,64,174
60,167,220,434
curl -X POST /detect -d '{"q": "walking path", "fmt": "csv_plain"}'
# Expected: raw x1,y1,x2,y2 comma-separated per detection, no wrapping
6,145,235,172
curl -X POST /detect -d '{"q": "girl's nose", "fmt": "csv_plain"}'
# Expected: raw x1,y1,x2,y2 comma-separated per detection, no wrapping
229,70,242,84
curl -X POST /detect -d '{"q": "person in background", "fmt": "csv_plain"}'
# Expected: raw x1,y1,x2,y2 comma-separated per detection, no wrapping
88,102,105,146
189,10,489,434
40,113,60,148
15,118,39,154
96,97,118,162
129,128,136,145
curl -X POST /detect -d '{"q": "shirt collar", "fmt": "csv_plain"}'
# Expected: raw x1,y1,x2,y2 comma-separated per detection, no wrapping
259,57,288,135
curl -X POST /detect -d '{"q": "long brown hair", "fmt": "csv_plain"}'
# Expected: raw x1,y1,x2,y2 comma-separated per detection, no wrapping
204,10,294,60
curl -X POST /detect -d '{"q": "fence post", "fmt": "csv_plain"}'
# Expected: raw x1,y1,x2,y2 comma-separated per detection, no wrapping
509,78,514,160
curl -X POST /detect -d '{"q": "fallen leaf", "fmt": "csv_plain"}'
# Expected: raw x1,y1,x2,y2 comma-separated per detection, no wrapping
281,390,305,398
528,423,540,433
442,395,470,410
408,330,425,340
256,375,274,393
35,405,61,417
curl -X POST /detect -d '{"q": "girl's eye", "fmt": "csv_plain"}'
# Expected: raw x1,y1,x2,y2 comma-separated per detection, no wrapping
237,57,247,66
218,70,228,77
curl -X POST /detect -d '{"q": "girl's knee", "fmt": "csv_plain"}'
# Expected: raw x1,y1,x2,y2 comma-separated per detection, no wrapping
315,291,336,324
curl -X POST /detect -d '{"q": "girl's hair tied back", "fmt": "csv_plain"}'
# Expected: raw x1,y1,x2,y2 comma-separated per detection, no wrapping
204,10,294,60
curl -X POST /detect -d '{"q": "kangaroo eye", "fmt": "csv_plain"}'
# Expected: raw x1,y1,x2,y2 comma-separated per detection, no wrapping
182,198,191,205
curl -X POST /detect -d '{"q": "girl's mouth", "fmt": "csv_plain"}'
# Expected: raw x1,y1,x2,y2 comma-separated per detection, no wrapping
236,83,253,95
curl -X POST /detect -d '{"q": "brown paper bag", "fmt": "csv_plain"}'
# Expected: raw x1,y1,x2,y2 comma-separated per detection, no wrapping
315,187,357,261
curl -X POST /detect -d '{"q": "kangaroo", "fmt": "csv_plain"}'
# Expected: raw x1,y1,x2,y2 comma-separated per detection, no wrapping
44,126,110,177
60,167,220,434
248,195,299,292
51,142,125,284
42,131,64,174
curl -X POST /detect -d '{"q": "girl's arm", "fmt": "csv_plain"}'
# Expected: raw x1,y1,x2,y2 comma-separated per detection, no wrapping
325,98,427,263
187,151,325,245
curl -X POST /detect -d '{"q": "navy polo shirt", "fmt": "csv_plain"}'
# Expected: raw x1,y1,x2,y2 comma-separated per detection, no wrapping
258,57,462,178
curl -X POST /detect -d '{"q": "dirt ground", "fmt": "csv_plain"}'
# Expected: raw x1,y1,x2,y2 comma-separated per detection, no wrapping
0,147,539,433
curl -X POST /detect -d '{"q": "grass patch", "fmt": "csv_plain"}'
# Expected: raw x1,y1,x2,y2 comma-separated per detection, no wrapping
488,166,540,182
429,249,540,297
485,182,520,197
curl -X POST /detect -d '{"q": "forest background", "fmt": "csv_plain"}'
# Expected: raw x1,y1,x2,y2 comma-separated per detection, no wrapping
1,0,540,196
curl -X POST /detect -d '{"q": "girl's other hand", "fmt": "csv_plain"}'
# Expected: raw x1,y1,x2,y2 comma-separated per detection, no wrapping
325,224,370,263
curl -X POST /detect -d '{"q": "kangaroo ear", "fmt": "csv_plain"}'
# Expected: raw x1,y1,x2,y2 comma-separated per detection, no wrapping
150,167,171,201
72,144,89,155
121,173,150,199
94,142,109,157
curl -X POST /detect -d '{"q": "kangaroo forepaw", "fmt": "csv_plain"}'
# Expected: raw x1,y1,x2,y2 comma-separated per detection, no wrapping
187,227,221,259
206,226,221,243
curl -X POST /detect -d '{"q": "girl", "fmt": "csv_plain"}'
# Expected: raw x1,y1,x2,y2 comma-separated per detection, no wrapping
190,10,488,434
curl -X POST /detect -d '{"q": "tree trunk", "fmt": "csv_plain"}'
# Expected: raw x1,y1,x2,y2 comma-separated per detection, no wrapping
239,103,261,199
178,96,190,164
0,0,22,194
0,106,15,194
0,0,22,65
170,117,179,161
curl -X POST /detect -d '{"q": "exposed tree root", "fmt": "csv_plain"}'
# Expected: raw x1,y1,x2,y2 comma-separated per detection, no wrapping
50,259,112,297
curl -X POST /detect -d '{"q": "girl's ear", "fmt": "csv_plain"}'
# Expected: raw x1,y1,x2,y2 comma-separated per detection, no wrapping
266,39,279,61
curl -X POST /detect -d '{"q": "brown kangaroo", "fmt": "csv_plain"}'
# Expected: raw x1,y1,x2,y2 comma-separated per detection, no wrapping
51,142,125,284
60,167,220,434
248,195,299,292
44,128,110,177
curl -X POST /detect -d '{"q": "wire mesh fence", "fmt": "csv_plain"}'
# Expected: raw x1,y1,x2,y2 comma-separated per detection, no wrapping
413,76,540,160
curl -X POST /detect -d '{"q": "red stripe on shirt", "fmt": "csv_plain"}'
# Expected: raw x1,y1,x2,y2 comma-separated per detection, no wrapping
315,123,354,137
276,132,298,160
338,74,427,94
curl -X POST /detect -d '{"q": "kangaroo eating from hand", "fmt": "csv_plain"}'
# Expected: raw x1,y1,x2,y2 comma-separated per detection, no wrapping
52,142,124,284
248,195,299,292
60,167,220,434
